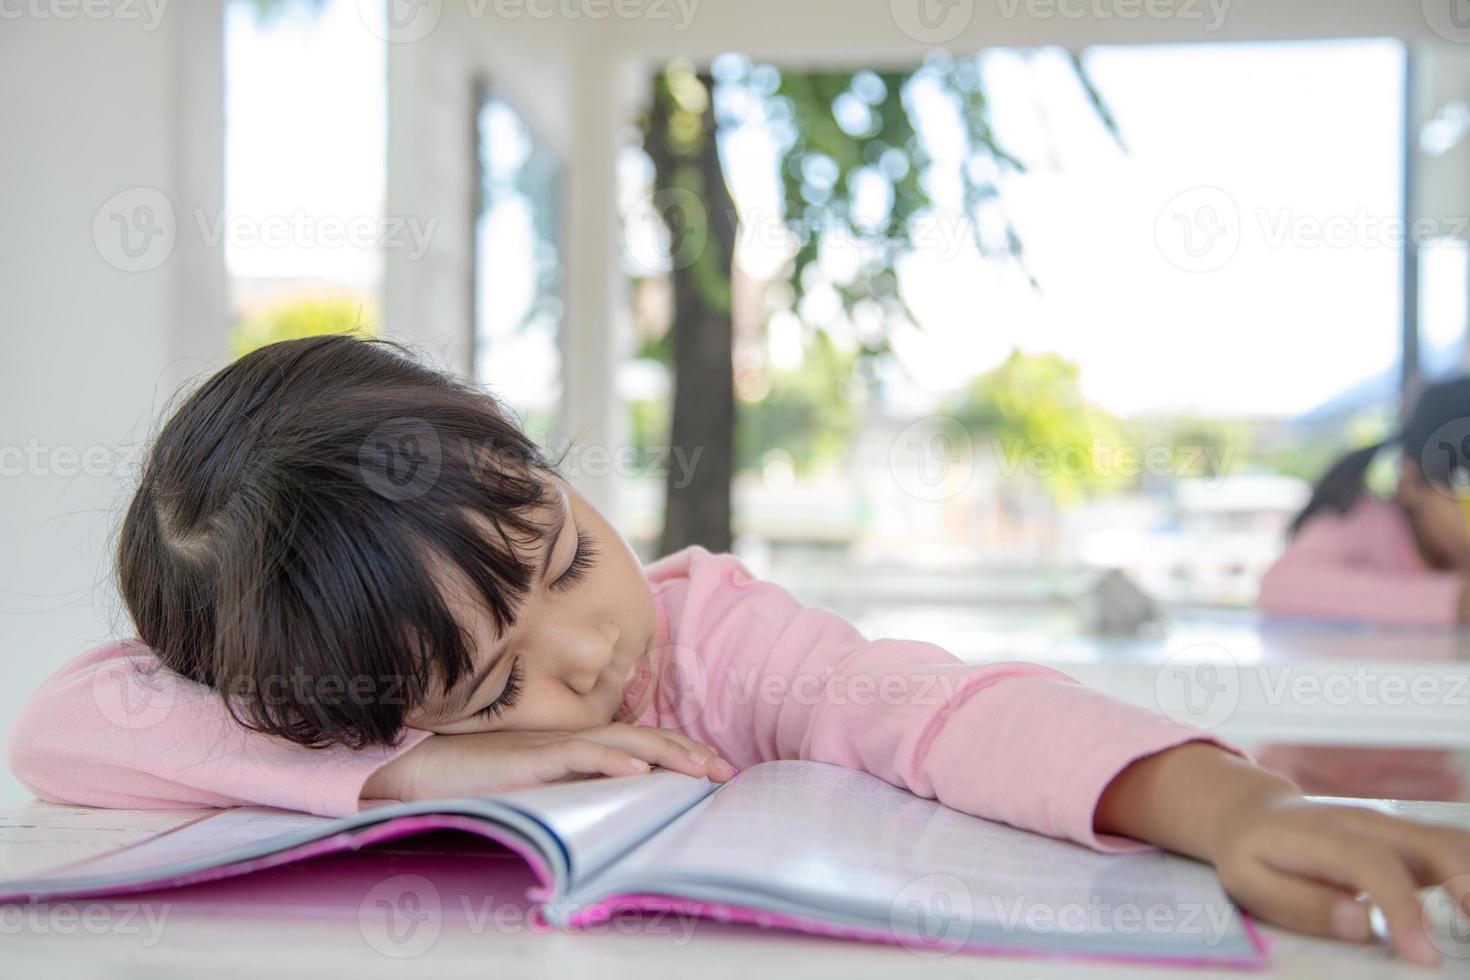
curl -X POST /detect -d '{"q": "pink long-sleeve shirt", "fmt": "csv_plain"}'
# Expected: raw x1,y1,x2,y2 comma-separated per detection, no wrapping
8,545,1239,852
1258,496,1463,626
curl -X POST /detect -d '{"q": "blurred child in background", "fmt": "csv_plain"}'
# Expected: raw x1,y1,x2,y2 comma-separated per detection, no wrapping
1257,376,1470,801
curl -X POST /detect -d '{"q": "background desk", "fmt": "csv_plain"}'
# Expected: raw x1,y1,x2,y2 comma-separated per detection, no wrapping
851,610,1470,749
2,797,1468,979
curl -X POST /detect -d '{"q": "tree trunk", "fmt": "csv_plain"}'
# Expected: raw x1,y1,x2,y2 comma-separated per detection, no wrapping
646,71,738,557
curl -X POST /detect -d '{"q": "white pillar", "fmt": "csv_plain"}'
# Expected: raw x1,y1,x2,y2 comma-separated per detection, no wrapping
0,1,228,806
553,50,638,521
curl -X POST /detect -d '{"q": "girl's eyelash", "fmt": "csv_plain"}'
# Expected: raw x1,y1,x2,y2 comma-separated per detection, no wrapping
551,531,598,592
476,657,523,720
474,532,596,720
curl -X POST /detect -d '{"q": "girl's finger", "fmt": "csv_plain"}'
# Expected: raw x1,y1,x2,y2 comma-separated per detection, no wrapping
634,727,728,772
599,722,723,766
539,738,650,782
1224,860,1362,942
580,725,732,781
1349,809,1470,893
1327,808,1470,929
1265,834,1440,967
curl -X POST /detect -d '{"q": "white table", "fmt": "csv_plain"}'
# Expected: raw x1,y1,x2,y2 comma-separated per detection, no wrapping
2,798,1469,979
852,610,1470,749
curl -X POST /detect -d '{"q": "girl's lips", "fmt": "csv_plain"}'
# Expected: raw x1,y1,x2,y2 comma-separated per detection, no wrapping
613,647,657,723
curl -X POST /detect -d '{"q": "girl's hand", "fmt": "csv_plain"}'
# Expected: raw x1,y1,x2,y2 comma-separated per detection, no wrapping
1212,794,1469,967
1097,742,1470,968
361,723,736,803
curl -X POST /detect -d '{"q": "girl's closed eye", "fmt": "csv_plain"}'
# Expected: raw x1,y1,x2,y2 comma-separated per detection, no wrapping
474,532,599,721
477,657,524,720
551,531,598,592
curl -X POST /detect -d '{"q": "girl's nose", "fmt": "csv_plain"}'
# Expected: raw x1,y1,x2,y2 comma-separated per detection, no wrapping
559,624,618,695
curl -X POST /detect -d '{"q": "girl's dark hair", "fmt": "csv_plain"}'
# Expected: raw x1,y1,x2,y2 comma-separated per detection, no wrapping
1289,376,1470,536
118,334,566,749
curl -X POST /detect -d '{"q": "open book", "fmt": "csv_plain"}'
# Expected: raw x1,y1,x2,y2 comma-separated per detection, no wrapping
0,760,1267,967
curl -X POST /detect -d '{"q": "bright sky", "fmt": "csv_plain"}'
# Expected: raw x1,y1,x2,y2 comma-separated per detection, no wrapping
225,2,1462,420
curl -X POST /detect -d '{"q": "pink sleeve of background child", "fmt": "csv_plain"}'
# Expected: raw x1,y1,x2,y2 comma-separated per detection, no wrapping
6,639,430,816
640,545,1247,853
1257,497,1463,626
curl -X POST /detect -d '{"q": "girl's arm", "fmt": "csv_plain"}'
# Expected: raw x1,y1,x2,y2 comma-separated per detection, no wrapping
7,639,431,815
1258,507,1465,626
8,640,728,815
649,547,1242,851
653,548,1470,966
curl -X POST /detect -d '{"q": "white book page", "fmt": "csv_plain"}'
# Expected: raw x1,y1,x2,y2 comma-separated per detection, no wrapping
588,761,1250,953
4,770,718,897
12,809,337,885
489,769,718,885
